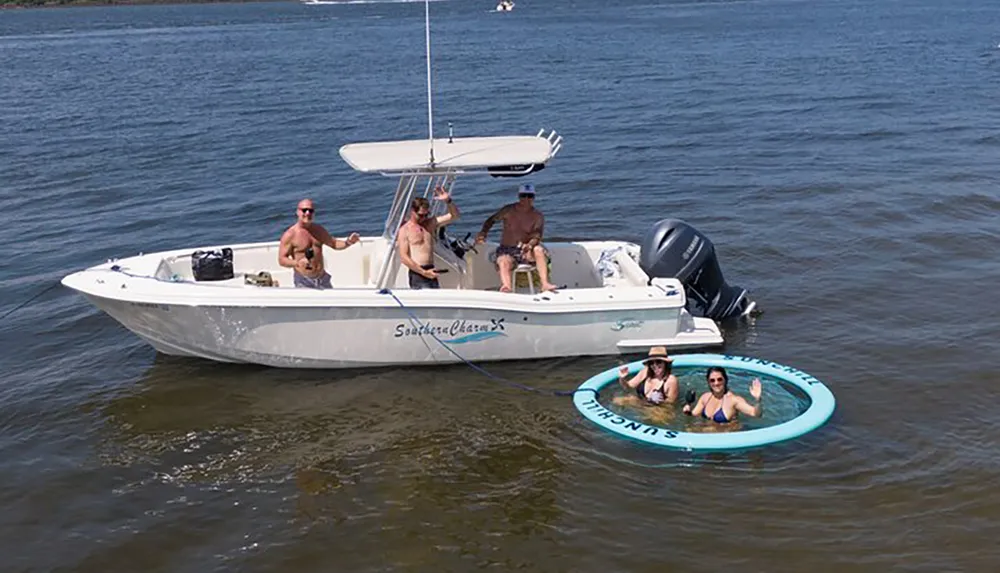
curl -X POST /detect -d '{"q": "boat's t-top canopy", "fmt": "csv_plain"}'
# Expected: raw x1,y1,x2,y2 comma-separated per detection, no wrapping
343,129,562,288
339,129,562,176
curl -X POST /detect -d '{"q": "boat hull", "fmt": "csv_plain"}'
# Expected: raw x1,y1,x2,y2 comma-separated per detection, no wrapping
81,293,721,369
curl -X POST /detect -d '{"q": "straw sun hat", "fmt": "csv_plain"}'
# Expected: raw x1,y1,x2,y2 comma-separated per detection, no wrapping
642,346,673,365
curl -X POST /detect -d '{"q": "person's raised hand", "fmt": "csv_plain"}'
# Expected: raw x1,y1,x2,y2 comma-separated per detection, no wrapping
433,186,451,203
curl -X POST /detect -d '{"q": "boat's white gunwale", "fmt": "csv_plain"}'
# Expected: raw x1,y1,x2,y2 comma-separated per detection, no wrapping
62,237,679,315
87,238,634,263
64,274,684,315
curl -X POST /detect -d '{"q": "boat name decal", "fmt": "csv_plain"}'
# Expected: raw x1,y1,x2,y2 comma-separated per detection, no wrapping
129,302,170,311
579,398,678,439
610,318,644,331
394,318,507,344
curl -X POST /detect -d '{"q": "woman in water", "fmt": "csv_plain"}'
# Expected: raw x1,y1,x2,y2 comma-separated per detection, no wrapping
683,366,763,423
616,347,679,405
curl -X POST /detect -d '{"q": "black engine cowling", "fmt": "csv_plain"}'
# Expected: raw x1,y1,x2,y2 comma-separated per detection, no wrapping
639,219,752,321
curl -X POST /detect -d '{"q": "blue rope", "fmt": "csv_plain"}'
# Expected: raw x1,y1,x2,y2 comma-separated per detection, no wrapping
0,281,61,322
379,288,595,398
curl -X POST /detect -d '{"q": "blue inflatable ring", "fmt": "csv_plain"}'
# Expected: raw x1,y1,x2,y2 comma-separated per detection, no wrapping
573,353,835,451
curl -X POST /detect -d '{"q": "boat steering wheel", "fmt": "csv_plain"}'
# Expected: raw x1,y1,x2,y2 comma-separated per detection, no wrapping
454,232,478,256
439,228,478,258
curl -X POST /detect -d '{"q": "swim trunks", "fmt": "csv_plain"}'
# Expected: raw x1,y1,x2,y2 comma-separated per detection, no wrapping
491,244,550,266
293,271,333,289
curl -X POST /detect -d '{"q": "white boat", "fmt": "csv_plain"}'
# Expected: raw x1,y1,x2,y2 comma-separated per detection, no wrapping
60,131,753,368
496,0,514,11
60,0,754,369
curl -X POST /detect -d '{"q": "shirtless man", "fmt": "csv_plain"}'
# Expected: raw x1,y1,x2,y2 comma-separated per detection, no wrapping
475,183,557,292
397,186,460,289
278,199,361,289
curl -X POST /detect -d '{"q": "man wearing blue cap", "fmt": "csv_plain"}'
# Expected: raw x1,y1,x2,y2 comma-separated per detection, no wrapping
475,183,558,292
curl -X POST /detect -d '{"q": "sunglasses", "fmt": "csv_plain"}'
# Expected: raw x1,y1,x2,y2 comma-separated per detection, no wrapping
518,194,534,199
300,208,315,214
416,209,430,216
708,377,725,382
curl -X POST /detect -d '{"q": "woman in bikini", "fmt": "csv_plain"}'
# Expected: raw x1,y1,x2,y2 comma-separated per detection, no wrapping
683,366,763,423
615,347,679,406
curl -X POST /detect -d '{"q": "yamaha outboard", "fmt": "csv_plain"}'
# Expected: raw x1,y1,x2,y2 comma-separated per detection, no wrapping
639,219,753,321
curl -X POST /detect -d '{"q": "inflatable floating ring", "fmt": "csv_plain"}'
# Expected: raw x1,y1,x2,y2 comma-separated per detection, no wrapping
573,353,835,451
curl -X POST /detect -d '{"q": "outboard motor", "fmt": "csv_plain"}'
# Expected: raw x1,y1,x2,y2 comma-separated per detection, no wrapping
639,219,753,320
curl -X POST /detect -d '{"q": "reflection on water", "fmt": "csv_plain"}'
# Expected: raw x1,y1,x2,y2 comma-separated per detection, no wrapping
93,344,819,499
96,354,569,516
88,355,576,569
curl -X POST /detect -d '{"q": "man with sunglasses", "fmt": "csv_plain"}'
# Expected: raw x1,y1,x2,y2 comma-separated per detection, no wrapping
397,186,460,289
475,183,557,293
278,199,361,289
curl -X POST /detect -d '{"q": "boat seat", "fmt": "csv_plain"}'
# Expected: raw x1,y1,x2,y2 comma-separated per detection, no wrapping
513,263,539,294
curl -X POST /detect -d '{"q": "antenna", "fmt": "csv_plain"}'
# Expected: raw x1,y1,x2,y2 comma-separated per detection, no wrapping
424,0,435,166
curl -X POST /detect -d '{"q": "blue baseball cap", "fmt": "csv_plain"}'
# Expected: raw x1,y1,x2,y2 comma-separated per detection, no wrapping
518,183,535,196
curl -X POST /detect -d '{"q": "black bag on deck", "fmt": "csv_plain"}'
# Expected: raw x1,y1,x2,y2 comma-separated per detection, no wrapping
191,248,234,281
